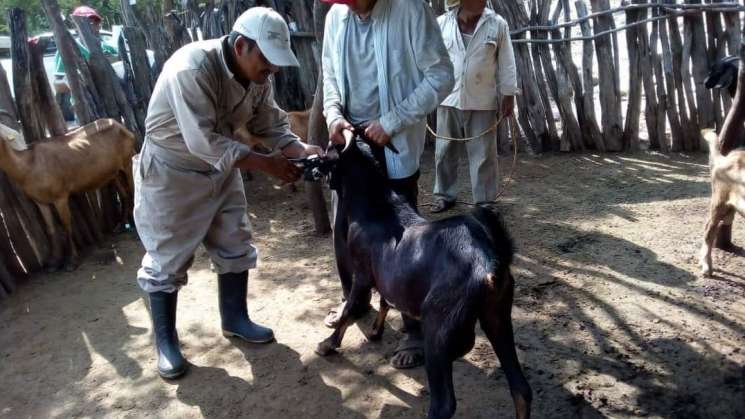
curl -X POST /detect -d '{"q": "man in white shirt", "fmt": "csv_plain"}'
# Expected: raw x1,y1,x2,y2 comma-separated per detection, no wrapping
431,0,518,212
321,0,454,369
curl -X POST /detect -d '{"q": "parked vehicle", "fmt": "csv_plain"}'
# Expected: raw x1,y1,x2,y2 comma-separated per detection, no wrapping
0,28,155,98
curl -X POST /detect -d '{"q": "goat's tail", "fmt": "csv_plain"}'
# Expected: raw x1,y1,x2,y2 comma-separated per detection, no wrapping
702,129,722,161
472,206,514,273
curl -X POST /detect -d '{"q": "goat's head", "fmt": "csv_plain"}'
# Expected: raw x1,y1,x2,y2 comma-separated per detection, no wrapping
0,122,27,152
705,55,740,97
332,128,389,181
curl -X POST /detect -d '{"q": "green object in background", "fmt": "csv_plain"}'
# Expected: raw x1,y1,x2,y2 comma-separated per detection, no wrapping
53,37,118,75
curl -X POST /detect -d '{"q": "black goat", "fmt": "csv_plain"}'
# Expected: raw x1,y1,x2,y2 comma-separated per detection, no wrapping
315,133,532,419
705,55,740,97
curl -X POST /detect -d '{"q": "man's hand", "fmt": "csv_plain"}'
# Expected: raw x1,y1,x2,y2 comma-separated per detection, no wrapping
500,95,515,118
363,120,391,147
238,151,302,183
282,141,325,159
329,118,353,145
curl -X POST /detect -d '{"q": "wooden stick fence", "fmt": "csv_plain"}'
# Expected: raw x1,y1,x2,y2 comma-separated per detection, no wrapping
0,0,742,299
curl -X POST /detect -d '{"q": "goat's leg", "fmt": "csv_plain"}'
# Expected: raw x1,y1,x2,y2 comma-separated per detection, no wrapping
700,203,728,277
37,203,63,272
422,317,458,419
54,197,79,271
715,208,735,250
479,273,531,419
368,297,389,341
112,174,132,231
316,282,371,356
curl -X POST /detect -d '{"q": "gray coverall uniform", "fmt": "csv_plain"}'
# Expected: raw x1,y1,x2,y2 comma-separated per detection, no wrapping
134,37,300,293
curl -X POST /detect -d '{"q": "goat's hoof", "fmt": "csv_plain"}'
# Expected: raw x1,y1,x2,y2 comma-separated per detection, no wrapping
315,339,338,356
700,264,713,278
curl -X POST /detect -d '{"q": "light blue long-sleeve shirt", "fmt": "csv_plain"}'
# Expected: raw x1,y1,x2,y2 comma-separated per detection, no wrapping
322,0,454,179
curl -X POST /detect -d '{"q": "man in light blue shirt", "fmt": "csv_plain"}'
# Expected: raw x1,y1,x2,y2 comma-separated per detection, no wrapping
321,0,454,370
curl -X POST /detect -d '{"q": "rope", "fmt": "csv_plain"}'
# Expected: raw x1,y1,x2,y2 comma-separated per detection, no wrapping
421,113,520,207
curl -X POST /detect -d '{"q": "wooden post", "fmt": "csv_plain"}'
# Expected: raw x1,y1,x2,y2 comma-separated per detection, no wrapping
544,1,583,151
657,5,685,152
0,177,47,272
686,0,714,137
123,27,154,97
117,32,146,146
707,0,725,127
492,0,552,153
590,0,623,151
162,0,190,50
666,0,698,151
40,0,101,124
9,8,45,142
29,39,66,136
305,0,331,236
649,8,670,152
72,15,140,137
622,1,642,150
634,0,661,150
576,0,606,151
119,0,172,76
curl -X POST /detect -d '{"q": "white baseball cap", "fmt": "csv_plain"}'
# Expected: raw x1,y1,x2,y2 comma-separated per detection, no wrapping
232,7,299,67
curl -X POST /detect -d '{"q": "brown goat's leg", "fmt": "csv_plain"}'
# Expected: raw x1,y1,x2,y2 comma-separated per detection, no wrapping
480,274,531,419
700,203,728,277
714,211,735,251
54,198,79,271
37,203,63,272
368,298,389,341
113,175,132,231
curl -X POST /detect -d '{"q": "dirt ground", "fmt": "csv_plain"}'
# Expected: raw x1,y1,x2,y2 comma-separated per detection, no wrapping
1,147,744,419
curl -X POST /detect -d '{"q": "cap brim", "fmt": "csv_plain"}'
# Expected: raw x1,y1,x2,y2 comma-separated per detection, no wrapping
258,41,300,67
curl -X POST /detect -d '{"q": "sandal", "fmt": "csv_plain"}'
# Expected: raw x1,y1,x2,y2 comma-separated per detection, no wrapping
390,334,425,369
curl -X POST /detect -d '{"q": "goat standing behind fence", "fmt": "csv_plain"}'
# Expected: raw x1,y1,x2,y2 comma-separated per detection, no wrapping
0,118,135,271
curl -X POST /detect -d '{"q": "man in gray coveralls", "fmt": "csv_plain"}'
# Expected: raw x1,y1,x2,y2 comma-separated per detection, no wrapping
134,7,323,379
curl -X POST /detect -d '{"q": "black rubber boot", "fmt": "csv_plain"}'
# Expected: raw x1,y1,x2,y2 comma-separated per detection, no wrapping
218,271,275,343
148,291,188,379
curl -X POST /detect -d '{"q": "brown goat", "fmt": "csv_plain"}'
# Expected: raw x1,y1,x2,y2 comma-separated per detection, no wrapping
0,119,136,271
699,130,745,277
287,110,309,143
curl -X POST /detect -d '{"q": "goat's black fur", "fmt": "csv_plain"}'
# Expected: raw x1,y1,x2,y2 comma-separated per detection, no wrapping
317,135,532,419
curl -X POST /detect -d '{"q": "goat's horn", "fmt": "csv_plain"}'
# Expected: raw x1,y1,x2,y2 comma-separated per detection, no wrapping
342,129,353,153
